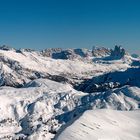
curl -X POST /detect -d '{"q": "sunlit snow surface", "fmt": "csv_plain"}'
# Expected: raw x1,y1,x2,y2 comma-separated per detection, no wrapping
0,79,87,139
57,109,140,140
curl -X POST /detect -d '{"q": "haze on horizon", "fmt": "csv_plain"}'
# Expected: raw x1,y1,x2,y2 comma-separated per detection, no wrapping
0,0,140,54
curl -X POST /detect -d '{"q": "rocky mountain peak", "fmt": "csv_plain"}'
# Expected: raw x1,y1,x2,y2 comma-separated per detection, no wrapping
110,45,127,59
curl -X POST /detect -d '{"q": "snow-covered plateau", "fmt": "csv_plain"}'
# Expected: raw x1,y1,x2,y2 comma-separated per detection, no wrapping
0,45,140,140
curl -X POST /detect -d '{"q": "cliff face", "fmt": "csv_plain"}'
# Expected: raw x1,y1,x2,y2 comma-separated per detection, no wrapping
92,46,111,57
110,45,127,59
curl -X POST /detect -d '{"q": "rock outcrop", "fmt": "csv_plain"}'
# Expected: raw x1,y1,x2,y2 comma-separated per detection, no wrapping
92,46,111,57
110,45,127,59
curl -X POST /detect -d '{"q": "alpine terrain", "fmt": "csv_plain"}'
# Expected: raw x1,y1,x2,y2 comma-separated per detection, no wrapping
0,45,140,140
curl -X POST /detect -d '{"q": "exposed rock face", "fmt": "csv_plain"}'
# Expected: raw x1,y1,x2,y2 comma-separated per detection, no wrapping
92,46,111,57
52,49,77,60
42,47,111,60
110,45,127,59
41,48,62,57
41,48,91,60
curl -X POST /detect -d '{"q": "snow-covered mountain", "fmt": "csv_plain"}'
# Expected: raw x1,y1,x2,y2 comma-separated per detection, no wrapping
0,45,140,140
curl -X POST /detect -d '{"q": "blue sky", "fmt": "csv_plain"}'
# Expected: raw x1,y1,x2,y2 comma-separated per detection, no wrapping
0,0,140,54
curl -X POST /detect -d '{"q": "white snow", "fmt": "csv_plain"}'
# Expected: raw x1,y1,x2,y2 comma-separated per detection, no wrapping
57,109,140,140
0,79,87,139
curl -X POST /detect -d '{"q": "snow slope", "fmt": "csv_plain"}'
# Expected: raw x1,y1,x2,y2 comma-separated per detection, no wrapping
57,109,140,140
0,79,88,139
